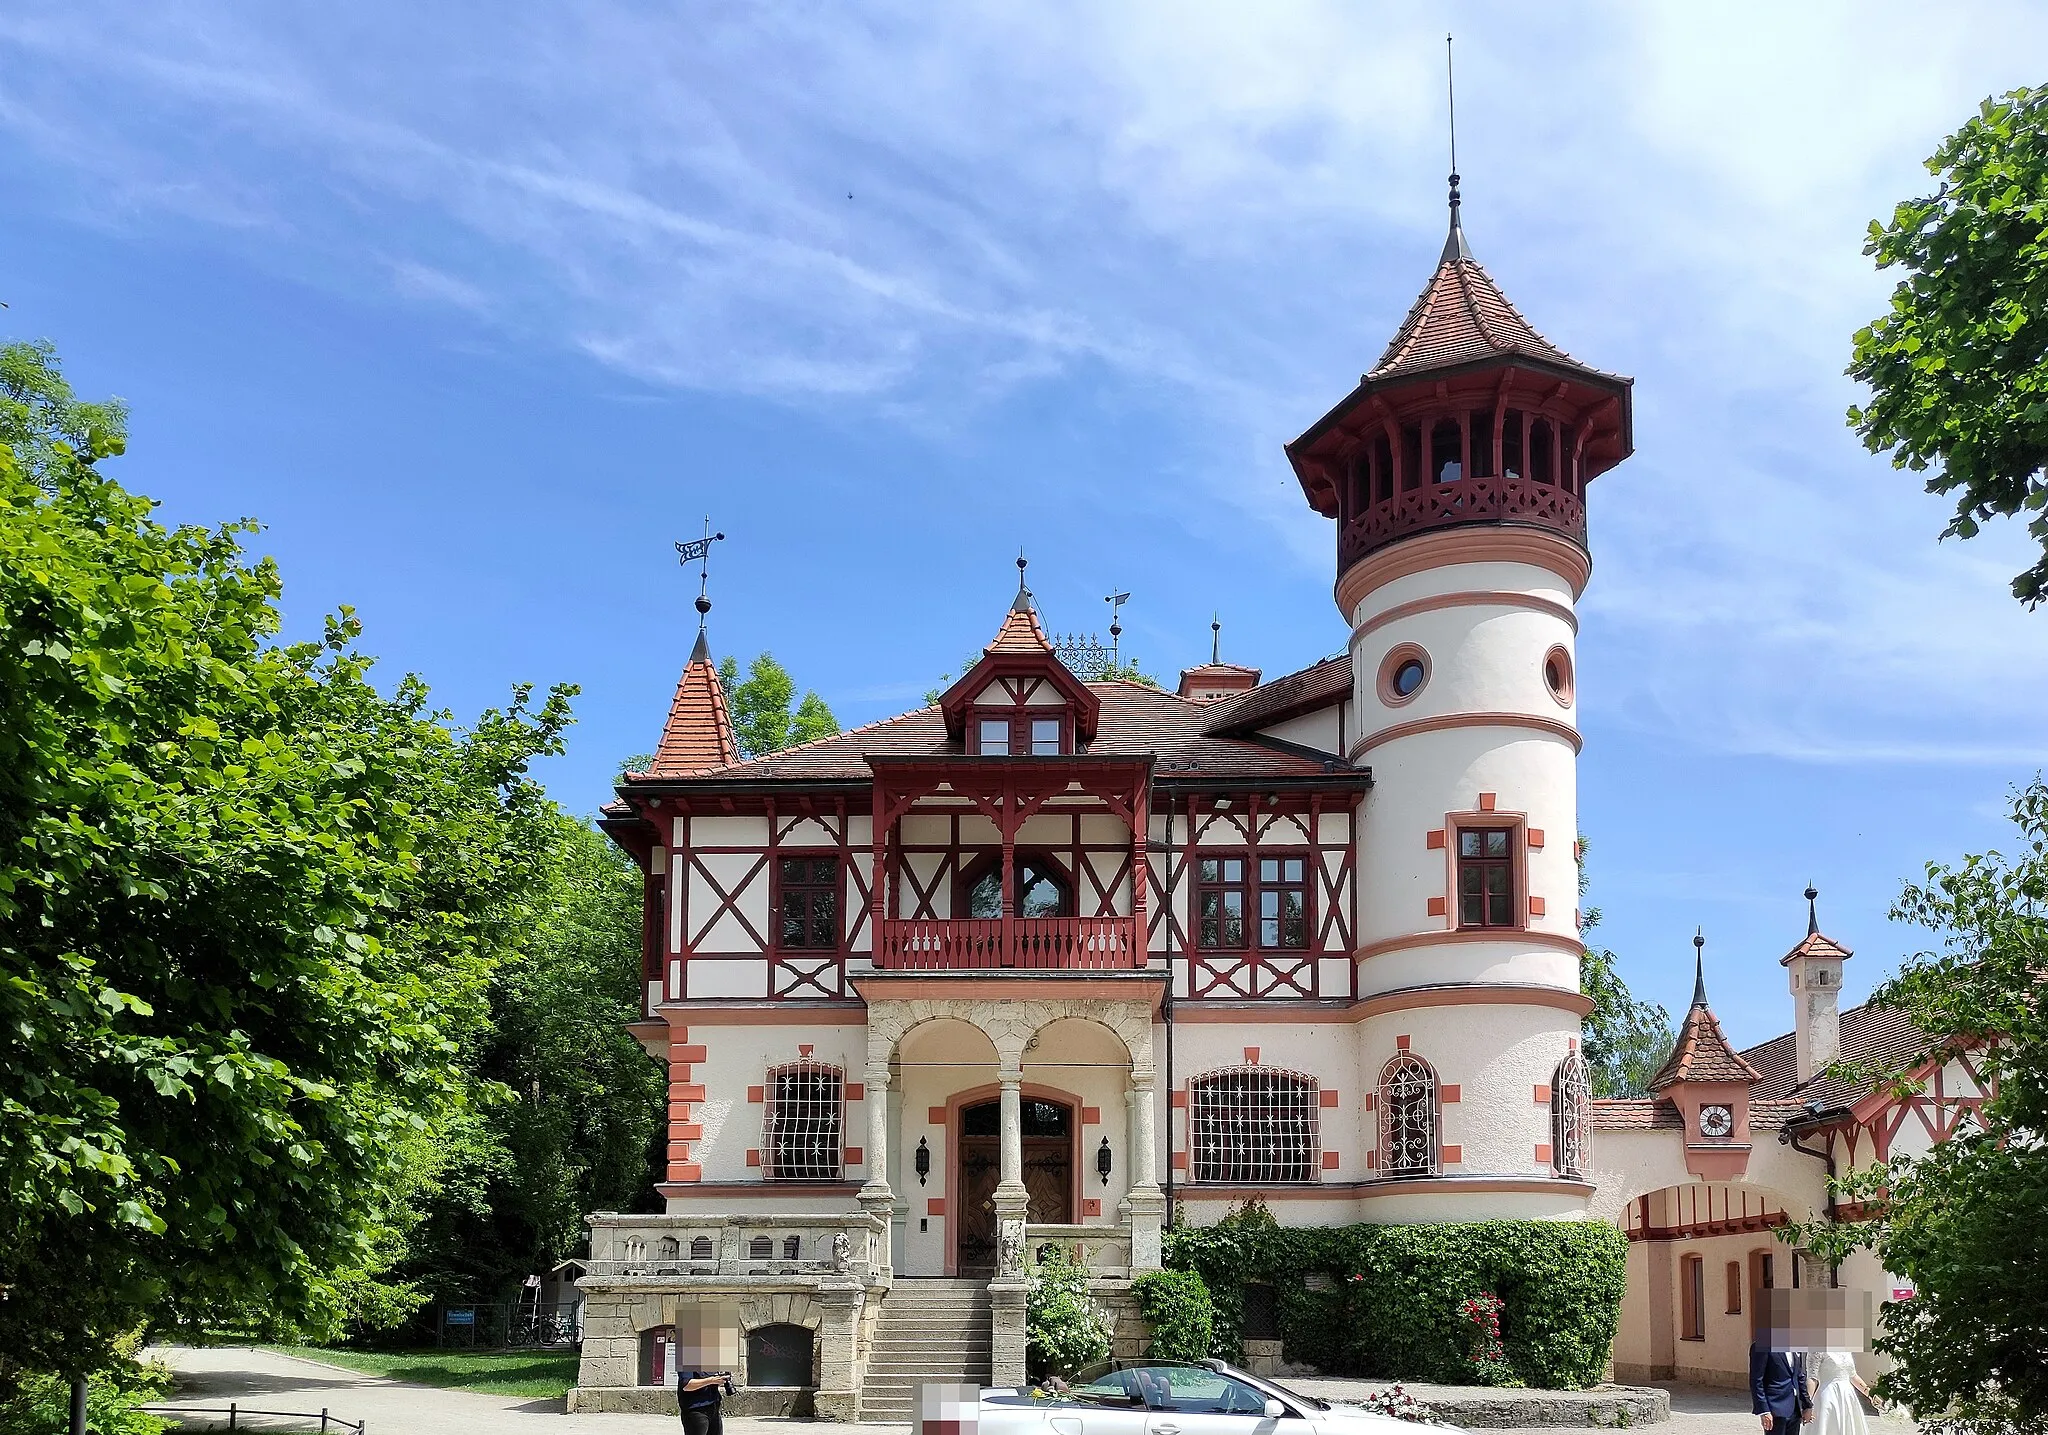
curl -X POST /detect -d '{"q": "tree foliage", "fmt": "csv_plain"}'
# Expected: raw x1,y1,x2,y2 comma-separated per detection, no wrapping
1783,779,2048,1435
1576,838,1675,1098
0,425,575,1376
1848,85,2048,605
0,340,127,495
716,653,839,758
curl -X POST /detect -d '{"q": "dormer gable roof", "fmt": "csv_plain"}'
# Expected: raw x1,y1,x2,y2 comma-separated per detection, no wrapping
937,579,1101,744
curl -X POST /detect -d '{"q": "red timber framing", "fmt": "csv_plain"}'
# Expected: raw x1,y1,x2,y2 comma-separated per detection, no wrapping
1810,1040,1996,1167
1623,1185,1788,1244
1147,789,1363,1000
630,791,875,1005
868,756,1149,970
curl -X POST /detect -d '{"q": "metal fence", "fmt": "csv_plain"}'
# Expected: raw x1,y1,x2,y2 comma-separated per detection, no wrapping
139,1404,364,1434
432,1299,582,1349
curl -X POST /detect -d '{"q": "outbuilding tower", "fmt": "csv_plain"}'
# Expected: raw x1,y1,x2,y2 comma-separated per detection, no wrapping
1287,179,1634,1217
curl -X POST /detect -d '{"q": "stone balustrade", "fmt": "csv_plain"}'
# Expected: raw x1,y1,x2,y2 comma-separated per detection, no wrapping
585,1211,884,1281
1026,1222,1134,1279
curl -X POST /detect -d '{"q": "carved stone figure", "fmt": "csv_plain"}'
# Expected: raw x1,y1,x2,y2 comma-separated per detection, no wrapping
998,1219,1024,1275
830,1230,851,1272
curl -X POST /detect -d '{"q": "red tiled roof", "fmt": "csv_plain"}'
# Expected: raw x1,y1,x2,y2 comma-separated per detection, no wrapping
986,604,1054,655
1649,1001,1762,1090
1207,656,1350,736
1370,251,1620,386
1590,1096,1812,1133
634,680,1366,784
641,636,737,777
1739,1001,1933,1110
1780,930,1854,966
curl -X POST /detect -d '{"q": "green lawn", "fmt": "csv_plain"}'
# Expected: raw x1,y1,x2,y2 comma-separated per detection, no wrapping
267,1346,580,1399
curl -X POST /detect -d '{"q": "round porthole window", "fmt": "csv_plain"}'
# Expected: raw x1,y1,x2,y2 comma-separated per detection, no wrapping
1544,645,1574,707
1377,644,1430,706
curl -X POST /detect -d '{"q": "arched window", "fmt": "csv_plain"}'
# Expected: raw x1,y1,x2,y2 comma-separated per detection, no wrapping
1188,1066,1319,1183
1551,1052,1591,1179
763,1059,843,1180
1378,1053,1438,1178
656,1236,680,1262
690,1236,713,1260
960,853,1071,919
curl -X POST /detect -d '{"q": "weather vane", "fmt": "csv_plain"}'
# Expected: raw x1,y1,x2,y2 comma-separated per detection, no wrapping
675,518,726,628
1105,591,1130,665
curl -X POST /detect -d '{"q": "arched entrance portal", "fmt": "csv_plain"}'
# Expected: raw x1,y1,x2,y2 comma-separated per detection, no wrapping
956,1095,1074,1273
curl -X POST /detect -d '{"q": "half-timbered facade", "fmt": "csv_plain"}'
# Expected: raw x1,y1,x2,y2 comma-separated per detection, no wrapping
568,181,1963,1416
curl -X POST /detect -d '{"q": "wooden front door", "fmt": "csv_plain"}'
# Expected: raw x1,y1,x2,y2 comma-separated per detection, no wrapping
956,1097,1074,1274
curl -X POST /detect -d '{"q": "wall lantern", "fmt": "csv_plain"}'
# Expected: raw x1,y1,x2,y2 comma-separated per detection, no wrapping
915,1137,931,1186
1096,1136,1113,1186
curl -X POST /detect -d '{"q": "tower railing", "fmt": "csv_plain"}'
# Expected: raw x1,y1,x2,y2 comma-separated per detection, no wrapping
1338,472,1586,570
875,915,1141,970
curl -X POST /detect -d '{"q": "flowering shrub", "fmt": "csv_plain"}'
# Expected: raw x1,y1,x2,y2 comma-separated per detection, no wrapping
1459,1291,1511,1385
1352,1385,1432,1422
1026,1244,1115,1379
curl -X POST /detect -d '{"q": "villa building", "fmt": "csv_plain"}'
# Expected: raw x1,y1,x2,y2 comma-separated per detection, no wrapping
571,183,1975,1415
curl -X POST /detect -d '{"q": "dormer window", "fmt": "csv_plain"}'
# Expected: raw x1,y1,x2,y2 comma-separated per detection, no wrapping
972,711,1067,756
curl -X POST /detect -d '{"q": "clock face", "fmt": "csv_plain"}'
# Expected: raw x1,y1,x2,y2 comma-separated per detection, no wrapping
1699,1104,1734,1139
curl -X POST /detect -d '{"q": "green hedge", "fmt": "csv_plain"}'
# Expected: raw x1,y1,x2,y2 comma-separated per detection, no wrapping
1130,1270,1215,1361
1162,1203,1627,1389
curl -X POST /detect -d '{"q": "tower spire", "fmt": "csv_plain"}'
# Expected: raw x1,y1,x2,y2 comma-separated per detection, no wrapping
1441,34,1471,264
1211,613,1221,665
1012,550,1034,613
1691,928,1709,1008
1805,883,1820,936
674,518,726,660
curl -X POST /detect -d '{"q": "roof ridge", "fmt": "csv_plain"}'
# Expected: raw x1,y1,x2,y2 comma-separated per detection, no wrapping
683,703,941,777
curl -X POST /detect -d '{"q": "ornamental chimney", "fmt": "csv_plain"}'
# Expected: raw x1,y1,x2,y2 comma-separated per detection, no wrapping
1782,886,1852,1085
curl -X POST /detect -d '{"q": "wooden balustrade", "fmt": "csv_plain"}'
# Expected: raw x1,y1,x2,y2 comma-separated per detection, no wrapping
876,915,1141,970
1339,472,1586,569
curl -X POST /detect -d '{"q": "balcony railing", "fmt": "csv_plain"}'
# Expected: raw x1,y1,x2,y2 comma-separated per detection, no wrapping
1338,472,1586,570
875,915,1142,971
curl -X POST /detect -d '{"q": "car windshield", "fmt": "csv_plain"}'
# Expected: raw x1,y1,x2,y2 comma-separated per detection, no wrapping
1063,1360,1324,1414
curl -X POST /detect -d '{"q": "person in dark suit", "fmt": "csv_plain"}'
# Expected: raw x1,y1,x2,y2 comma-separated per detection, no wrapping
1751,1341,1812,1435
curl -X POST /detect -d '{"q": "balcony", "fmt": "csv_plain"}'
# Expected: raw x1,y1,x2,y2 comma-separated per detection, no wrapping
875,915,1142,971
1338,472,1586,571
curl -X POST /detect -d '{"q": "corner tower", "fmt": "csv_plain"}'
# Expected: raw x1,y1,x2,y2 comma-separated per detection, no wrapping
1286,179,1633,1218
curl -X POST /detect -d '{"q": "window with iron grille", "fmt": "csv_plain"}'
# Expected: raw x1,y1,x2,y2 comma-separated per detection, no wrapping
1378,1053,1438,1178
1258,856,1309,948
1456,827,1516,927
1188,1067,1318,1183
1196,855,1248,950
1550,1052,1590,1179
778,857,840,950
763,1061,843,1180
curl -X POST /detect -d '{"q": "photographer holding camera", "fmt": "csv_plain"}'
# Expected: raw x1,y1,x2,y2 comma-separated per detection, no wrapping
678,1366,735,1435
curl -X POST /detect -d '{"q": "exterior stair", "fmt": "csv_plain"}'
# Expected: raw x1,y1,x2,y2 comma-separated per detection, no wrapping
860,1278,994,1422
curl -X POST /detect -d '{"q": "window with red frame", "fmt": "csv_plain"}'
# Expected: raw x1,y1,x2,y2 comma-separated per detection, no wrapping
1456,827,1516,927
1258,856,1309,948
971,712,1066,756
1196,855,1248,950
777,856,840,950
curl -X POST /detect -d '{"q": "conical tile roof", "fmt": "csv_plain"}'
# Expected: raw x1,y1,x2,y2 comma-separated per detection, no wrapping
646,630,738,776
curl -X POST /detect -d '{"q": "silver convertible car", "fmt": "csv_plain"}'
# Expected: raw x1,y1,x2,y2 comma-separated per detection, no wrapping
973,1359,1444,1435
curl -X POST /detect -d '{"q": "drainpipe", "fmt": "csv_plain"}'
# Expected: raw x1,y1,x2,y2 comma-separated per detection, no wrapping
1780,1115,1840,1287
1162,800,1177,1228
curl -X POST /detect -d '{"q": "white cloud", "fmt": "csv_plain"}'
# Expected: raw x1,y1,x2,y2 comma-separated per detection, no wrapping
3,0,2046,763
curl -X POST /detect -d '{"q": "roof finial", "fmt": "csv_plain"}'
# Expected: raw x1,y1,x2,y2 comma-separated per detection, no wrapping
1106,590,1129,666
1805,883,1820,936
1440,34,1472,265
1211,613,1221,665
1011,549,1034,613
675,518,726,660
1691,928,1709,1008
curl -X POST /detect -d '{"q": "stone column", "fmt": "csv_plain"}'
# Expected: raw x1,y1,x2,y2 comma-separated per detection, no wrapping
812,1285,864,1422
858,1063,895,1280
988,1277,1030,1387
1124,1066,1164,1272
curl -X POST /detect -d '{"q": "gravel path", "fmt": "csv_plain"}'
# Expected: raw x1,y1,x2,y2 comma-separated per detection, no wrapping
151,1346,1914,1435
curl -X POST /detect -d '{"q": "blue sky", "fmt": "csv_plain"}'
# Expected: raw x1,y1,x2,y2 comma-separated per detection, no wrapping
4,1,2045,1049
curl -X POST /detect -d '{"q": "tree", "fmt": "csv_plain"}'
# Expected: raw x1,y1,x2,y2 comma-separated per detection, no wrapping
1848,85,2048,606
0,340,128,494
1783,780,2048,1435
395,813,663,1306
716,653,839,757
0,423,575,1377
1576,838,1675,1098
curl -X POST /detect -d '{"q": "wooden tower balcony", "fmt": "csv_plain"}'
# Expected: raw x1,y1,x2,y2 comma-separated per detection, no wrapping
875,914,1142,971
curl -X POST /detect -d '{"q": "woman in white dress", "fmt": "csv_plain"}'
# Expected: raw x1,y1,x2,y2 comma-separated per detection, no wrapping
1810,1349,1881,1435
